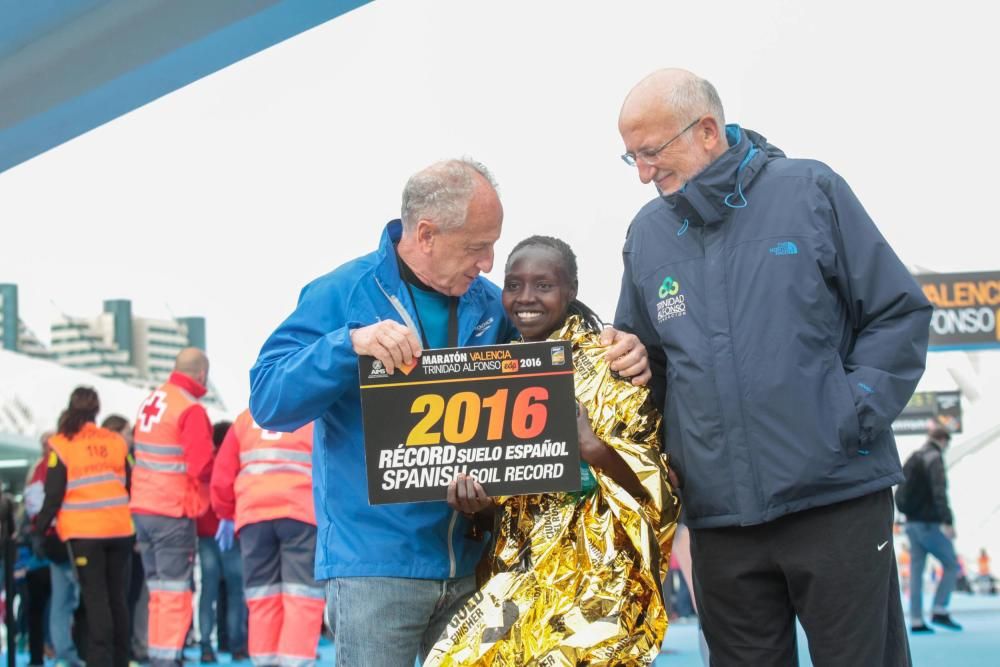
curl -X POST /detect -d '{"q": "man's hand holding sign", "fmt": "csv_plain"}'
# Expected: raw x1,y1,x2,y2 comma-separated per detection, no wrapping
358,341,581,504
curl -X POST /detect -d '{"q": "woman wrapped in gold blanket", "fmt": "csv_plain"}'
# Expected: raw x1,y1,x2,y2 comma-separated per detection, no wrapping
425,236,680,666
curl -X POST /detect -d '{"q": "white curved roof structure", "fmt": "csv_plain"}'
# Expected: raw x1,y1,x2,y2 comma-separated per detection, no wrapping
0,348,228,476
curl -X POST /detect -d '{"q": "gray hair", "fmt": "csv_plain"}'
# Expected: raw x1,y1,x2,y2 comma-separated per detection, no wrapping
667,76,725,133
400,158,498,232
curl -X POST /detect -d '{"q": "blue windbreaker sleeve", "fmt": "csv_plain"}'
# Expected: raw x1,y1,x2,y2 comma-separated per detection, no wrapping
614,232,667,408
823,173,933,447
249,279,364,432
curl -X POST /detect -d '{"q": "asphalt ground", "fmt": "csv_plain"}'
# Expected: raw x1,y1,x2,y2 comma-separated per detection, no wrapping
4,592,996,665
654,592,1000,667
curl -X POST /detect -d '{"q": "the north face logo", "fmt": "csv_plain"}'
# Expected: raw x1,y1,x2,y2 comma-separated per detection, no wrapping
769,241,798,256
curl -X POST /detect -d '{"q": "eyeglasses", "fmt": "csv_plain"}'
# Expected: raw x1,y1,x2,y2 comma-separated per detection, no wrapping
621,118,701,167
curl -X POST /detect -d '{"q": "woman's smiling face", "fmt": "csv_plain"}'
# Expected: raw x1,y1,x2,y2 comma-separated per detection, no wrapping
502,246,577,342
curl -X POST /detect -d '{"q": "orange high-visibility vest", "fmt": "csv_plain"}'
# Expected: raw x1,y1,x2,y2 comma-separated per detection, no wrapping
232,410,315,532
49,424,133,541
130,382,207,518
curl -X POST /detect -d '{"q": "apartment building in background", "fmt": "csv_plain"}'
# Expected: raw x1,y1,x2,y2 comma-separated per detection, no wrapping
0,283,222,409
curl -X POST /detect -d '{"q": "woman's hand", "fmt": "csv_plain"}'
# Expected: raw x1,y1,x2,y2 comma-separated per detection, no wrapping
577,401,645,498
577,403,607,466
447,473,495,516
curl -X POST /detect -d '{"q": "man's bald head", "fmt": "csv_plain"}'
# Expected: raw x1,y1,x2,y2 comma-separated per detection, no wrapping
619,68,725,134
618,69,728,194
174,347,210,386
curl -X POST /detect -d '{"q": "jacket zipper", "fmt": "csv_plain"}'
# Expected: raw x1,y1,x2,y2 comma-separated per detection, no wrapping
374,277,422,339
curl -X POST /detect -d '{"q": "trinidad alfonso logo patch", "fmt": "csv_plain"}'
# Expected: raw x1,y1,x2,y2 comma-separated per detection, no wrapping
656,276,687,323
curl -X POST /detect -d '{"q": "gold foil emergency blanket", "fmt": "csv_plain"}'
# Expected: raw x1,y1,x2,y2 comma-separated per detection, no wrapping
425,316,680,666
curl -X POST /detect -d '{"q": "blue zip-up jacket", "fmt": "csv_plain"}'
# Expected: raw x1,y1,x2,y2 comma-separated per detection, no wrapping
615,126,932,529
249,220,517,579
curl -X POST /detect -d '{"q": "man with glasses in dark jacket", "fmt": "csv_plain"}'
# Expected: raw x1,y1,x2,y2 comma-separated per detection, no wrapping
614,68,932,666
903,423,961,633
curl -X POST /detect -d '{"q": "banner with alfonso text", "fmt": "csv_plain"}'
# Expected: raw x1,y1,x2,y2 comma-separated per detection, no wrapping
915,271,1000,350
358,341,581,505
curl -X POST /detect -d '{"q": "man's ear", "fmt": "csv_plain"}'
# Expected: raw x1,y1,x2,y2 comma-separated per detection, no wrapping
415,219,437,253
699,116,723,150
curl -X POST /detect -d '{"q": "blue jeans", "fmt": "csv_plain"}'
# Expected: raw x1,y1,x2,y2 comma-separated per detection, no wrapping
325,576,476,667
49,560,81,663
198,536,247,653
906,521,959,620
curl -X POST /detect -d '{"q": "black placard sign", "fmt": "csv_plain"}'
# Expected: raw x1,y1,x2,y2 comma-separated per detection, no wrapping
358,341,580,505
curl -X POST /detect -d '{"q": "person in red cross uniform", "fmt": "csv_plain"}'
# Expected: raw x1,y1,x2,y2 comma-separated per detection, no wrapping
210,409,323,666
130,348,215,667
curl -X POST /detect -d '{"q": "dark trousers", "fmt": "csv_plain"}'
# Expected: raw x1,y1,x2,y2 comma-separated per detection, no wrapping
26,566,51,665
70,536,134,667
127,548,148,659
691,489,911,667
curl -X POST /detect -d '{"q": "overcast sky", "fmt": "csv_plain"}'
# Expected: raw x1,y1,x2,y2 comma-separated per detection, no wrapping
2,0,999,553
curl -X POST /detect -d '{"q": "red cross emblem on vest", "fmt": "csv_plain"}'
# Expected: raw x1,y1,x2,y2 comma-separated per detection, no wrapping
252,419,283,442
138,391,168,433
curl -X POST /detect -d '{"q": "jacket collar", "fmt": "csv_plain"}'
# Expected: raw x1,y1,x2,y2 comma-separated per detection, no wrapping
169,371,207,399
661,124,771,227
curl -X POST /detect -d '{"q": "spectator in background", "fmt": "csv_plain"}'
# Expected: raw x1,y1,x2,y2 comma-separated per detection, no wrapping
196,421,248,664
35,387,134,667
21,439,53,667
102,414,149,664
903,423,961,632
211,412,319,666
975,548,996,594
26,426,83,667
131,348,214,667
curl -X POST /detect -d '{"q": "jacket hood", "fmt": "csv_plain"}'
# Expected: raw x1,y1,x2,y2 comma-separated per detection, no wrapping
662,125,784,227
